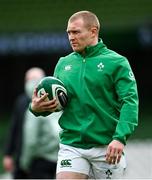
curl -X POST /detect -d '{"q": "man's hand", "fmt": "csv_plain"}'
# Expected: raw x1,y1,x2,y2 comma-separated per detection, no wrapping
31,88,58,113
106,140,124,164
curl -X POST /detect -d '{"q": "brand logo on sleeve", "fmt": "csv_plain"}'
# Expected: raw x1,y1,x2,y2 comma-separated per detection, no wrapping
64,65,72,71
129,71,135,80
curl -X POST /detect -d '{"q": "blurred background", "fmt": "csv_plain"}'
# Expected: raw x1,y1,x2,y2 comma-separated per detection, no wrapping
0,0,152,178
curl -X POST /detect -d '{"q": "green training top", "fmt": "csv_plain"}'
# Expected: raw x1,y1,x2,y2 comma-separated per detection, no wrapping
53,39,139,149
30,39,139,149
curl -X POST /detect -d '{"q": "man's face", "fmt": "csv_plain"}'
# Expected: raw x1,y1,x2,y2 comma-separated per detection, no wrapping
67,18,93,53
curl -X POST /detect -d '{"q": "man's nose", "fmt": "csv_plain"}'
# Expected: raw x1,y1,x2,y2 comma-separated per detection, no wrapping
69,33,75,40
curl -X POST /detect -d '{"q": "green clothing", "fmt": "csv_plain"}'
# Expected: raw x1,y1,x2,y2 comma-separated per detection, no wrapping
53,39,139,148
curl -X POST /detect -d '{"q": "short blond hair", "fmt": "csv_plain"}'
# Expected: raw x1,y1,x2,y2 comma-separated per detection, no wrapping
68,11,100,33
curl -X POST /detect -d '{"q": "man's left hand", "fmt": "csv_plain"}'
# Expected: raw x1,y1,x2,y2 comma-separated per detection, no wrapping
106,140,124,164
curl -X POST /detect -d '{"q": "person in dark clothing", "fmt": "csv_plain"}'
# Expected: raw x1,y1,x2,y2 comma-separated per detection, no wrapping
3,93,30,179
3,67,60,179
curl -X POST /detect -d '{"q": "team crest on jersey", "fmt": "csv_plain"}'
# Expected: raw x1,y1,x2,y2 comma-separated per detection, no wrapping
97,62,104,71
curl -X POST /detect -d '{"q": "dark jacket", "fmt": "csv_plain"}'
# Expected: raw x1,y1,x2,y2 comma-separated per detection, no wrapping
4,93,30,166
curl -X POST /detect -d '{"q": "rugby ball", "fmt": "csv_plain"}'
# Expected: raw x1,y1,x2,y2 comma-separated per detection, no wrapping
37,76,68,116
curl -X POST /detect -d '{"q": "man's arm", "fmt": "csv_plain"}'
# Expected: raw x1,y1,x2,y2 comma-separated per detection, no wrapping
106,57,139,164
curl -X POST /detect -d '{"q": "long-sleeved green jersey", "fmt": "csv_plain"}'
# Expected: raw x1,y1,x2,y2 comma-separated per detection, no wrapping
53,39,139,149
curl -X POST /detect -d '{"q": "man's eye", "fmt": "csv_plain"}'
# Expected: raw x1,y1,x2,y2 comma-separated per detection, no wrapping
74,31,80,34
67,31,80,35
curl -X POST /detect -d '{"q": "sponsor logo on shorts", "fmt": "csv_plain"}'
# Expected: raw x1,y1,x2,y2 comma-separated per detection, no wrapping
60,159,72,168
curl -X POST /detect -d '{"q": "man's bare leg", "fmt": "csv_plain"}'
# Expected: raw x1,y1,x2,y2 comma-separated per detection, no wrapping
56,171,88,179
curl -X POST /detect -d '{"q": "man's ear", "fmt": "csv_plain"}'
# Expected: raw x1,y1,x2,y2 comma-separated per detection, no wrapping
91,27,98,37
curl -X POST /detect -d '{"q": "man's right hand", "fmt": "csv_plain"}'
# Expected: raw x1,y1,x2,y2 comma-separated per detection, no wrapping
31,88,59,113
